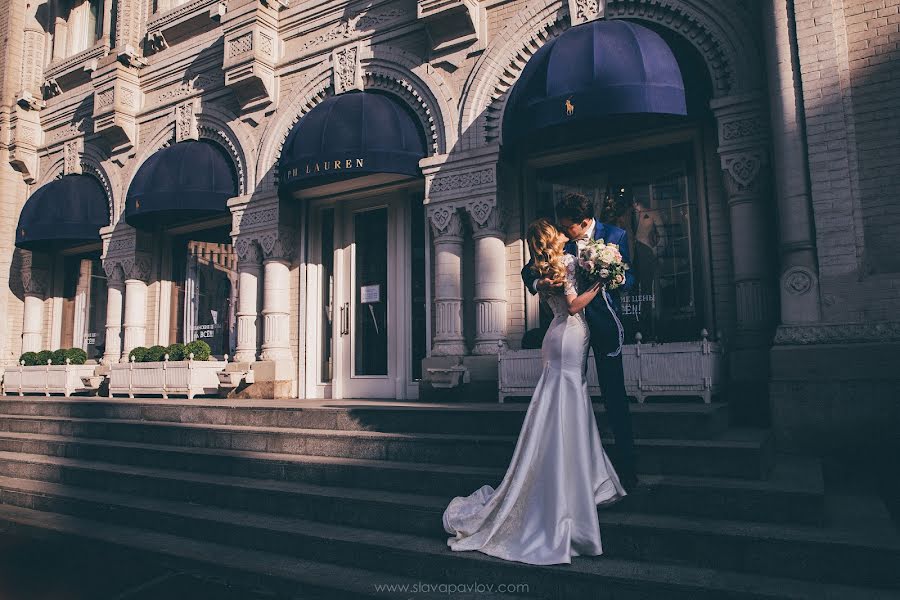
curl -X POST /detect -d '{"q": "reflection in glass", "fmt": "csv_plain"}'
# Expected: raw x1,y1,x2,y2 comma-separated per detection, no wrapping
535,145,705,342
354,207,388,376
321,208,335,383
171,234,237,357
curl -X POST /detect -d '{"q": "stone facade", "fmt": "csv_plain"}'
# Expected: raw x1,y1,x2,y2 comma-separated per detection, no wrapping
0,0,897,457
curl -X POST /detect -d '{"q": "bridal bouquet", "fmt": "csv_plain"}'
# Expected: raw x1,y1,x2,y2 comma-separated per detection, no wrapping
577,238,629,291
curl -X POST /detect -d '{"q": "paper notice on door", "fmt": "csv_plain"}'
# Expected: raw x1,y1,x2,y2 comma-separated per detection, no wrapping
360,284,381,304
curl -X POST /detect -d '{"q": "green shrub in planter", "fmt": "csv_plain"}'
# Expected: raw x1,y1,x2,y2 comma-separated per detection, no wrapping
146,345,167,362
185,340,211,361
36,350,53,365
66,348,87,365
129,346,149,362
166,343,186,361
18,352,38,366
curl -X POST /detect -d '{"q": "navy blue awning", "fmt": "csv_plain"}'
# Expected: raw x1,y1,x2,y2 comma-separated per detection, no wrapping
279,91,426,193
16,175,109,252
503,20,687,141
124,140,237,230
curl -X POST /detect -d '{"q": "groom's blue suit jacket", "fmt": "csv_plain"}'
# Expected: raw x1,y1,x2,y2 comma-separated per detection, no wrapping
521,221,635,355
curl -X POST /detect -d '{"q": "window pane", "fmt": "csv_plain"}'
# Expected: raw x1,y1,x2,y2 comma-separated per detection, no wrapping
354,207,388,376
535,144,705,342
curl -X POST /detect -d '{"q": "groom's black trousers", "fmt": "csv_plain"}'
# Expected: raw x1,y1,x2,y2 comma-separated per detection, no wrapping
587,348,636,483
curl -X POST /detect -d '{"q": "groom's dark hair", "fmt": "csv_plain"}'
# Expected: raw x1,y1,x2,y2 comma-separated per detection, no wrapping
555,192,594,223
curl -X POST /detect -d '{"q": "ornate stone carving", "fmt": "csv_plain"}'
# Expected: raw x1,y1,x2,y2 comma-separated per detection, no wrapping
21,266,48,296
235,238,262,263
300,7,406,52
42,79,62,100
431,167,494,194
428,206,463,237
721,151,766,197
259,230,295,261
469,200,504,236
146,31,169,54
721,117,766,141
63,140,83,175
568,0,604,25
333,44,361,94
239,207,278,230
175,101,198,142
774,322,900,345
782,266,814,296
229,32,254,58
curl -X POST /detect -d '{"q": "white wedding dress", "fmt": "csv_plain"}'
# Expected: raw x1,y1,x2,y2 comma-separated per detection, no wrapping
442,254,626,565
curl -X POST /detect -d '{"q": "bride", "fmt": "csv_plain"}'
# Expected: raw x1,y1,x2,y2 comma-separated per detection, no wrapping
442,218,626,566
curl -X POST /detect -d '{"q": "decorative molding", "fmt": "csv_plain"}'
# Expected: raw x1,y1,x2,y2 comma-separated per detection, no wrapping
333,44,361,94
363,70,439,154
239,207,278,230
148,72,220,107
721,116,766,141
198,125,245,195
299,7,406,52
431,167,494,194
774,322,900,345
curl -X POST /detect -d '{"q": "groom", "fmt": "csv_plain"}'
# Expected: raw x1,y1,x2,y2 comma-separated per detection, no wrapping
521,192,638,491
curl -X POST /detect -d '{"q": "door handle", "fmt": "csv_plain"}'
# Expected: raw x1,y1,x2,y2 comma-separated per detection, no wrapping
340,302,350,336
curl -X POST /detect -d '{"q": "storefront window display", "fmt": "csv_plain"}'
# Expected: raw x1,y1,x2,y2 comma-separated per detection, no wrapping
534,145,707,342
170,235,237,357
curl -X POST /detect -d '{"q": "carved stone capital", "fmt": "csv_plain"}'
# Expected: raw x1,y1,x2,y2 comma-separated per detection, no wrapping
235,237,263,264
21,266,48,296
466,197,503,234
259,230,295,261
721,150,768,199
122,255,153,281
428,205,464,240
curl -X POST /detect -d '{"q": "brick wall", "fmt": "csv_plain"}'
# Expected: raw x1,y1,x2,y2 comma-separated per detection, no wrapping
794,0,900,322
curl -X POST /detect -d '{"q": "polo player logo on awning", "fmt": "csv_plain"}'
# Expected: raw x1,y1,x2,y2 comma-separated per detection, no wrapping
565,98,575,116
19,228,25,237
135,199,141,209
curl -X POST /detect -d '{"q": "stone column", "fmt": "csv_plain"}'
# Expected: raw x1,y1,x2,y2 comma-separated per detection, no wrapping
763,0,822,325
469,205,508,354
712,94,779,423
234,240,262,363
121,259,150,359
712,94,778,347
102,265,125,365
260,234,293,362
429,207,467,356
21,253,49,353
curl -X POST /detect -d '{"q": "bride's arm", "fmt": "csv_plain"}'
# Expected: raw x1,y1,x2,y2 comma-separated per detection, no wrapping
566,281,602,315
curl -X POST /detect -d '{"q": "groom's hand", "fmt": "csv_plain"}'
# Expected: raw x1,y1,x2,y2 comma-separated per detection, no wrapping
535,277,555,291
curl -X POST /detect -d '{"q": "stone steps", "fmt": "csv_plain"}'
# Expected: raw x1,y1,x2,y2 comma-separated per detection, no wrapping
0,399,730,439
0,448,825,534
0,503,523,600
0,476,895,599
0,415,775,479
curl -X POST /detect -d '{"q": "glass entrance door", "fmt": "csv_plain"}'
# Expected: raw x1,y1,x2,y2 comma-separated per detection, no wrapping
337,197,398,398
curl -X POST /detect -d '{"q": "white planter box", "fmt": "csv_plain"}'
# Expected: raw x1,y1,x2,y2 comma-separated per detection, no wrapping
3,363,100,396
498,336,725,404
109,359,226,399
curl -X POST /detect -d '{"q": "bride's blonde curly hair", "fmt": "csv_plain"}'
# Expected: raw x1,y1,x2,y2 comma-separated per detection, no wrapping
526,218,567,291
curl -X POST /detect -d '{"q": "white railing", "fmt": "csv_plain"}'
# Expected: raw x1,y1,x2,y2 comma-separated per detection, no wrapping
3,360,100,397
498,330,725,404
109,353,226,399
